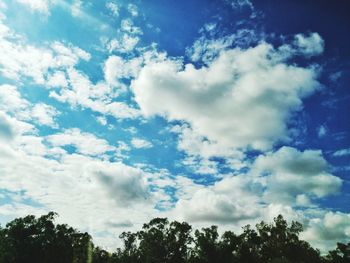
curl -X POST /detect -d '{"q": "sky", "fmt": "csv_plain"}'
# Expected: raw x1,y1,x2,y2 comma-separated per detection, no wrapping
0,0,349,253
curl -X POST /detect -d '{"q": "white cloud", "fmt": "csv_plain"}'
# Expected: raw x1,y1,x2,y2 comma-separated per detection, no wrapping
121,34,140,52
106,2,119,17
96,116,107,126
15,0,56,15
0,133,159,250
0,21,90,84
31,103,59,127
0,84,59,127
49,67,140,119
0,84,30,115
176,187,259,223
120,19,142,35
333,148,350,157
131,138,153,149
186,29,261,64
173,146,342,228
127,4,138,17
46,128,115,156
172,173,264,225
294,32,324,57
71,0,82,17
171,124,245,174
132,41,321,151
104,55,142,86
46,71,68,88
0,111,16,140
302,212,350,253
253,146,342,204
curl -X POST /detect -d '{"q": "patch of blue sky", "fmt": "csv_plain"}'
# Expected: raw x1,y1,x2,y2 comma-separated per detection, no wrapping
0,189,46,226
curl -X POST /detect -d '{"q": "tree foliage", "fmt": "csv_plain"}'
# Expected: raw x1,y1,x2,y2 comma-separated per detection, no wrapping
0,212,348,263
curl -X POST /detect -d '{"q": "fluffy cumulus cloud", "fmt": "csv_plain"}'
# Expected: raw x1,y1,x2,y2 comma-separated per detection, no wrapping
0,123,160,249
173,146,341,230
253,147,342,205
132,41,321,151
302,212,350,252
92,162,150,205
174,175,262,224
294,32,325,57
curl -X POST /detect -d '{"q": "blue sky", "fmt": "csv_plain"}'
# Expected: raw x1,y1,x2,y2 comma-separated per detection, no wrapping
0,0,349,252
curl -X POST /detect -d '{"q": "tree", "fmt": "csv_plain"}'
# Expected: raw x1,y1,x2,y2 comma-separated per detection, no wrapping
135,218,192,263
0,212,93,263
326,242,350,263
0,212,346,263
190,226,221,263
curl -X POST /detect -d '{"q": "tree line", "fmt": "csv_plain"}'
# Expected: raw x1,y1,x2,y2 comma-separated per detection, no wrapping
0,212,348,263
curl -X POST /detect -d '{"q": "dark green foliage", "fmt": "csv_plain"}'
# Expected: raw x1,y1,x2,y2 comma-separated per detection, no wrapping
325,242,350,263
0,212,93,263
116,218,193,263
0,212,347,263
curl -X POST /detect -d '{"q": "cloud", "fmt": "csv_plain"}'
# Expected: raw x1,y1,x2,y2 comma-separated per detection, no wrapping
15,0,56,15
294,32,324,57
106,2,119,17
104,55,142,86
46,128,115,156
46,71,68,88
186,29,263,64
0,23,90,84
171,124,245,174
227,0,254,9
92,162,150,206
253,146,342,204
174,174,262,223
31,103,59,127
127,4,138,17
131,138,153,149
173,146,342,226
333,148,350,157
0,126,159,249
317,125,327,138
302,211,350,253
49,67,140,119
70,0,82,17
176,188,259,223
132,41,321,151
120,19,142,35
0,84,30,116
0,84,59,127
0,112,15,140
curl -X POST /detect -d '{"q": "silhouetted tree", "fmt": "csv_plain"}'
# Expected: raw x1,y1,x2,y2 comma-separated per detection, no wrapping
0,212,347,263
325,242,350,263
0,212,92,263
190,226,220,263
